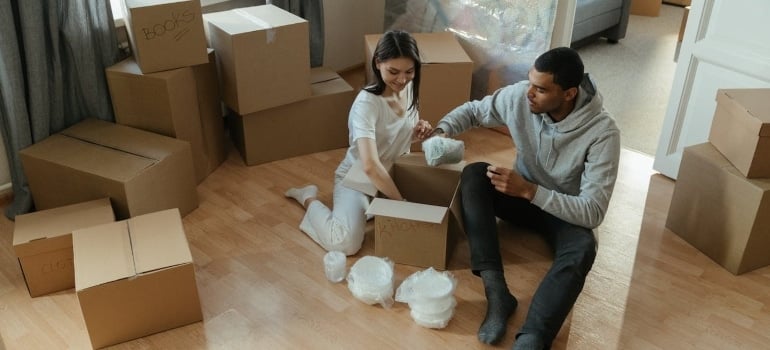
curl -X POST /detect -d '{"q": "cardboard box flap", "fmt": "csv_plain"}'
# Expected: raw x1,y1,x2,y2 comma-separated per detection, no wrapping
312,77,354,96
60,118,185,161
719,89,770,136
13,198,114,256
22,134,156,182
73,221,136,290
128,209,192,273
311,67,340,84
106,56,182,80
341,160,393,197
206,4,306,35
413,32,472,64
366,198,448,224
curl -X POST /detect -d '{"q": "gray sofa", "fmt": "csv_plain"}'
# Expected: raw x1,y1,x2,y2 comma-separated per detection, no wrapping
571,0,631,46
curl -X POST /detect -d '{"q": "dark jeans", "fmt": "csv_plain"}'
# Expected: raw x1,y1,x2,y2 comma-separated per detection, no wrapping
460,162,597,348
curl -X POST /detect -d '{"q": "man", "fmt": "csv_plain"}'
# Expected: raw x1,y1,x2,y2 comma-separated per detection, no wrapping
433,47,620,349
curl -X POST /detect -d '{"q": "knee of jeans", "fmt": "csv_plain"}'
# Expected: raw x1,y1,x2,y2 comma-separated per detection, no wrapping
461,162,491,186
559,235,597,275
325,219,364,256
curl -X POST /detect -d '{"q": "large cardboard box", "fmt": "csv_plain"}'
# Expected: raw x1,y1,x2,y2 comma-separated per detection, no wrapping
13,198,115,297
344,154,465,269
122,0,209,73
229,67,355,165
630,0,661,17
203,4,311,114
364,32,473,126
20,119,198,220
73,209,202,349
106,49,226,183
708,89,770,178
666,142,770,275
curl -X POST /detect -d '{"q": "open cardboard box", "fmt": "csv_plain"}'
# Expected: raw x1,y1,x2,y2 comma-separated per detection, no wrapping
73,208,202,349
343,153,465,269
13,198,115,297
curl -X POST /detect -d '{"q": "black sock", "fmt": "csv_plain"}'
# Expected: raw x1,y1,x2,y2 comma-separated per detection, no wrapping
512,333,545,350
478,269,518,344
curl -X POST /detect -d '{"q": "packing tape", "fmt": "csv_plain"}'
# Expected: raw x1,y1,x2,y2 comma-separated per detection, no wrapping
233,9,277,43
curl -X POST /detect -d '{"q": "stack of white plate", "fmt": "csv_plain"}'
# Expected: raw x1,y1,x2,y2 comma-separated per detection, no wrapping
346,256,394,308
396,268,457,329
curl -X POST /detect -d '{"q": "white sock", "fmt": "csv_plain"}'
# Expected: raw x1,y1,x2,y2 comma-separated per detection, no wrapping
285,184,318,207
422,137,465,166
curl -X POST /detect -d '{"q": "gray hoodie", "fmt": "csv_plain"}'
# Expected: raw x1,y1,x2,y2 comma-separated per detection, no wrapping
436,74,620,229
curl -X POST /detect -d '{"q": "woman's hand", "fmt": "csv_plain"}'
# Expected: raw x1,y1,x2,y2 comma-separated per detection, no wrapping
412,119,432,142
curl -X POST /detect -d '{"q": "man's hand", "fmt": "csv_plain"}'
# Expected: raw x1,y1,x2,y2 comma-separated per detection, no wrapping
486,165,538,201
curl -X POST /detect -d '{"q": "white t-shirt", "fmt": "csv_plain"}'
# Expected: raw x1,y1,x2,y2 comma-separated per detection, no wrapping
335,85,418,179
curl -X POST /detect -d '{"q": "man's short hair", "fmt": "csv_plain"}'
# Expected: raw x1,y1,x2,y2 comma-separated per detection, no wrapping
533,47,584,90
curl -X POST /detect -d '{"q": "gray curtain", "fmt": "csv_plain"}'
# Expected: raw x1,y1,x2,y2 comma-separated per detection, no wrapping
268,0,324,67
0,0,121,219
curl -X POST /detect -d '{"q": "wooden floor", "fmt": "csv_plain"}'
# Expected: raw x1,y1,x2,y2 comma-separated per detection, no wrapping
1,127,770,349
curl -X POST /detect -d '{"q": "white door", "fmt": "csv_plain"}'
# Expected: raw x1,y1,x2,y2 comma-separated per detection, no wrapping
653,0,770,179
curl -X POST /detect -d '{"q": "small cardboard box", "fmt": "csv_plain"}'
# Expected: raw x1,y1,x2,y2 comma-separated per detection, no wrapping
73,208,202,349
20,119,198,220
344,154,465,269
365,32,473,126
13,198,115,297
630,0,661,17
708,89,770,178
203,4,310,114
106,49,226,183
229,67,355,165
122,0,209,73
666,142,770,275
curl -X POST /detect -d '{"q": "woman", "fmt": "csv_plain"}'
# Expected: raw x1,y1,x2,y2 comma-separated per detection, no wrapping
285,30,432,255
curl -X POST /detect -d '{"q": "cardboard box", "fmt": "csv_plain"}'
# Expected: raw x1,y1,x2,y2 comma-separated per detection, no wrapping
708,89,770,178
630,0,661,17
106,49,226,183
203,4,311,114
122,0,209,73
343,154,465,269
364,32,473,126
73,209,202,349
20,119,198,220
13,198,115,297
229,67,355,165
666,142,770,275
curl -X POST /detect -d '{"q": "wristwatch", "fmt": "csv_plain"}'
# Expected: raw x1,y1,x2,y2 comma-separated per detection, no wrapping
429,127,445,137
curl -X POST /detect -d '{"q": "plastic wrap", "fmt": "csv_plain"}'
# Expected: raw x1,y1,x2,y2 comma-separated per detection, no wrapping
384,0,558,99
347,256,395,308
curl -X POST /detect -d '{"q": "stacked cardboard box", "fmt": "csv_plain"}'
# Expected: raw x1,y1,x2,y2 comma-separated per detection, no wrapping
205,4,359,165
109,0,225,184
666,89,770,274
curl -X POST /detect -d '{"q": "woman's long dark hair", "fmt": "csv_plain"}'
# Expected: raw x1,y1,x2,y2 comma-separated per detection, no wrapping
364,30,421,111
